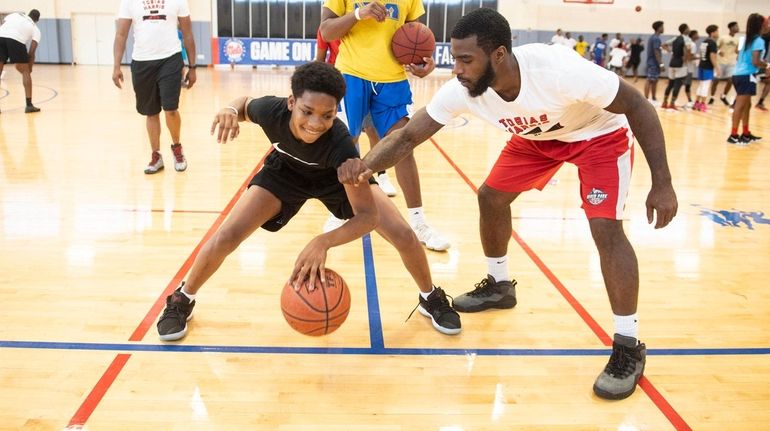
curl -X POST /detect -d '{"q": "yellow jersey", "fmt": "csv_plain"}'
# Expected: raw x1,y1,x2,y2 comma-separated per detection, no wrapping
323,0,424,82
575,41,589,57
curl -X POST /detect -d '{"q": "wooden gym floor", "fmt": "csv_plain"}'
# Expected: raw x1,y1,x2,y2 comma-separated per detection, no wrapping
0,64,769,430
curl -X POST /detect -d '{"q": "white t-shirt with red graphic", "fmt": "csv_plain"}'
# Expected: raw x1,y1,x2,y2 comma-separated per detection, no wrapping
118,0,190,61
426,43,628,142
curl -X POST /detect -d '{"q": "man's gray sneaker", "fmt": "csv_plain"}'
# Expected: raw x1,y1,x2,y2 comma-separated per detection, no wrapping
593,333,646,400
453,275,516,313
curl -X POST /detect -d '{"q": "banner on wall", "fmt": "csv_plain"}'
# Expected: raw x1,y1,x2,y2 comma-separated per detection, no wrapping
212,37,454,68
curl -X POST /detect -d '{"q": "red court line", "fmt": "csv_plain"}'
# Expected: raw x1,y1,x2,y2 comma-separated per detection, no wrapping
66,149,271,429
429,137,691,431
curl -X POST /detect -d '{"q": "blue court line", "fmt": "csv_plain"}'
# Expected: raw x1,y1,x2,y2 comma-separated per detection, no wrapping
361,233,385,349
1,340,769,356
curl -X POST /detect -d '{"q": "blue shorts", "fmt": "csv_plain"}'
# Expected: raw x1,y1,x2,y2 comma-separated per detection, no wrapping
339,74,412,138
697,68,714,81
732,74,757,96
646,60,660,80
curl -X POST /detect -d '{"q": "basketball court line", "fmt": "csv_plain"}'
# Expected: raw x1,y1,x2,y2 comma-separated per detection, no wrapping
66,149,273,429
428,136,691,431
0,88,9,99
0,84,58,112
3,340,770,356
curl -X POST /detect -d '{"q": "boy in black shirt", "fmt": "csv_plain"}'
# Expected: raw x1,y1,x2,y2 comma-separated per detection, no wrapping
695,25,720,111
157,62,460,340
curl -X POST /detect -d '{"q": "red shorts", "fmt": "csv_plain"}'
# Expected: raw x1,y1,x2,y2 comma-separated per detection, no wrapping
484,128,634,220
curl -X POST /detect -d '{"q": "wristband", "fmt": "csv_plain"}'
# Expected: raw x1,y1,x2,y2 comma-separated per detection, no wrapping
354,7,361,20
225,106,238,116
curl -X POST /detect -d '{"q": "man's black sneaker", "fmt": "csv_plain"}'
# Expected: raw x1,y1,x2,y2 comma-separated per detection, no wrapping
157,283,195,341
741,133,762,142
593,334,647,400
720,94,730,106
24,105,40,113
707,97,714,105
453,275,517,313
414,287,461,335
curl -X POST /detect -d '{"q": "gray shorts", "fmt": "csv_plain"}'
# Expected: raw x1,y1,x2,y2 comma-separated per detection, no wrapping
668,66,688,80
717,63,735,79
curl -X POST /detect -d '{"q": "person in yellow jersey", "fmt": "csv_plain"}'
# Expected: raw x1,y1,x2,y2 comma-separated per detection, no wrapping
574,35,589,59
319,0,451,251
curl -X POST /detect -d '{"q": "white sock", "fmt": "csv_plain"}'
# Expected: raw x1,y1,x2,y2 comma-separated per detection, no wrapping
419,286,435,299
486,255,510,282
613,313,638,339
180,285,197,302
409,207,426,227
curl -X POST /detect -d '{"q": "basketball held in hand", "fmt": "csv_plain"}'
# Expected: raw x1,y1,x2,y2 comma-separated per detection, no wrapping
391,21,436,65
281,268,351,336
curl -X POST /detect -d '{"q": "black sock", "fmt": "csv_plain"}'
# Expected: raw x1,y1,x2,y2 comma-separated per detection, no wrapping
759,97,766,105
26,98,32,107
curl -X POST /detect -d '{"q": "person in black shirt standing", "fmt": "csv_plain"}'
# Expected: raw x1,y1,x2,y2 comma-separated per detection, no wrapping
661,23,690,111
156,62,461,341
628,38,644,82
694,25,720,112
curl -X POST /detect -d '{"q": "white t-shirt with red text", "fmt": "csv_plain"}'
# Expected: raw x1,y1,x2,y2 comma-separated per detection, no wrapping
117,0,190,61
426,43,628,142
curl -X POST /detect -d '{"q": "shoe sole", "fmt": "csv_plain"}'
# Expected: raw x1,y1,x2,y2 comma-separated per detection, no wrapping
174,164,187,172
144,166,165,175
454,297,517,313
158,312,193,341
417,305,461,335
419,240,450,252
592,364,645,400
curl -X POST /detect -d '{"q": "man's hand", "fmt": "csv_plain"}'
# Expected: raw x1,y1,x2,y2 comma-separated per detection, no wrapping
112,67,124,89
646,182,678,229
358,1,388,22
210,108,240,143
406,56,435,77
185,67,197,89
337,158,374,186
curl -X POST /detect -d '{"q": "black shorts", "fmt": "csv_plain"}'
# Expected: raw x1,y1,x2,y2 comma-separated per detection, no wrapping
249,155,373,232
130,52,183,116
0,37,28,64
732,74,757,96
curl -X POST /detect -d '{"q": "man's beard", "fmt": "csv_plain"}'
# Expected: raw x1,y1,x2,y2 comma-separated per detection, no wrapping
468,60,495,97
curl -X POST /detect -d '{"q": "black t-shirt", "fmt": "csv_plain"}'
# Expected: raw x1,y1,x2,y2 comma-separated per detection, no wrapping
669,35,685,67
699,38,717,70
246,96,360,181
629,44,644,62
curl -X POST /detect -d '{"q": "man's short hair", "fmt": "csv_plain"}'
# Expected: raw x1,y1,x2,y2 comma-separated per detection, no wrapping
28,9,40,22
652,21,664,32
451,8,512,55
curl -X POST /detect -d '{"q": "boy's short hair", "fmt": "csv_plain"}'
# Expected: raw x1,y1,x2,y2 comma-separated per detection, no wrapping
291,62,346,103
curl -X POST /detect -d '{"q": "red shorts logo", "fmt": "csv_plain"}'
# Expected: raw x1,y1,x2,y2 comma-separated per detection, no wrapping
586,188,608,205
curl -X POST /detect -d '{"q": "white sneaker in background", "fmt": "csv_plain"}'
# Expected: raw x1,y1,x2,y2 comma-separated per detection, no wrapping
323,214,347,233
412,223,451,251
377,172,397,197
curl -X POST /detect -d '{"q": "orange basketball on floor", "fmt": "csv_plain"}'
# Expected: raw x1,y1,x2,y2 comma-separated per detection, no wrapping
281,268,350,336
391,21,436,65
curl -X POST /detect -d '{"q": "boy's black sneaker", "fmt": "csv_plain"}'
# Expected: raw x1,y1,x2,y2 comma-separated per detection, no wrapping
157,283,195,341
741,133,762,143
727,134,747,145
720,94,730,106
593,334,647,400
415,287,461,335
453,275,517,313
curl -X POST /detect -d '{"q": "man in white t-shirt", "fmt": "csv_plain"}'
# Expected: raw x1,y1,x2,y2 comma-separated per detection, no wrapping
0,9,42,114
550,28,565,45
113,0,197,174
339,9,678,401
